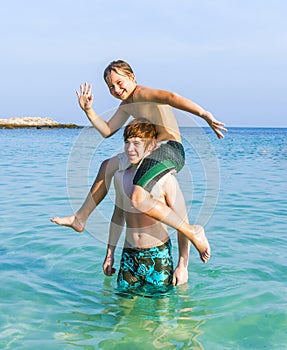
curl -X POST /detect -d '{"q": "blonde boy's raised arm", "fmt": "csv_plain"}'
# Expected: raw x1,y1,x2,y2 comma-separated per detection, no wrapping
136,86,227,139
85,105,130,138
77,82,130,138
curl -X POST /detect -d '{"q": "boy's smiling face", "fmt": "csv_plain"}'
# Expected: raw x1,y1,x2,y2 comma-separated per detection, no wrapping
106,70,136,101
124,137,155,164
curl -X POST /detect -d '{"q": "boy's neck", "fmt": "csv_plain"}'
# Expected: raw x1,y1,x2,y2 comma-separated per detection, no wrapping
126,85,137,103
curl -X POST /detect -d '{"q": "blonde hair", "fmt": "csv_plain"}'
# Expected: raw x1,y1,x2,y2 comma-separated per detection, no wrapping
104,60,135,83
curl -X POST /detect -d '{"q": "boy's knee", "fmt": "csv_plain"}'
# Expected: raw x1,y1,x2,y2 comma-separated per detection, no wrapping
131,186,146,211
131,189,141,210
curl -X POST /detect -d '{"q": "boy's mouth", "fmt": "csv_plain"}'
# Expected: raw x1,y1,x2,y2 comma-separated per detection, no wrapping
128,154,138,161
117,90,125,98
118,90,131,100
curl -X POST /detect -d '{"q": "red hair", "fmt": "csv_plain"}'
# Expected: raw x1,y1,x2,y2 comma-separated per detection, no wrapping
123,118,157,150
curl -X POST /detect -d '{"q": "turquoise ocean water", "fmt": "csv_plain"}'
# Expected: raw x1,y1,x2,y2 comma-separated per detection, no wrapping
0,127,286,349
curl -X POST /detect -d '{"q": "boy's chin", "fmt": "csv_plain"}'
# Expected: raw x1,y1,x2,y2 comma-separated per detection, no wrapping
129,159,140,165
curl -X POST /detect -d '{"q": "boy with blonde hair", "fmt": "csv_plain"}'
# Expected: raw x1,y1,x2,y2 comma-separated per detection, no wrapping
52,60,226,263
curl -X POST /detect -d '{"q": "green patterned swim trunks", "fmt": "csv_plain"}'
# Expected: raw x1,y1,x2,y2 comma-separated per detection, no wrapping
133,140,185,192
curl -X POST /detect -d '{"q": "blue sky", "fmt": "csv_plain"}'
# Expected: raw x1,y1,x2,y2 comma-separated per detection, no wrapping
1,0,286,126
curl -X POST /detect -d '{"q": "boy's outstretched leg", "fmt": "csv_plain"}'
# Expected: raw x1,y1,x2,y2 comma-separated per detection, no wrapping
51,156,119,232
131,185,210,263
50,191,98,232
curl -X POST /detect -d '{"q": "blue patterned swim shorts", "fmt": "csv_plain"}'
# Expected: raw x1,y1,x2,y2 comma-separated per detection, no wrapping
117,240,174,293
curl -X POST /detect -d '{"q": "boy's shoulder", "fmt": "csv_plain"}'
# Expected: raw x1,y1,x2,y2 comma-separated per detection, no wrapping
117,152,131,171
133,85,155,102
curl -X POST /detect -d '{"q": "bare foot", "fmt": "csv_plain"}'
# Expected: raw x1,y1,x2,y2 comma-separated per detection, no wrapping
189,225,211,263
50,214,85,232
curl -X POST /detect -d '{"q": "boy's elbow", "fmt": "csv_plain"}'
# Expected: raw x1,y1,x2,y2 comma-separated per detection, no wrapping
97,122,114,138
166,91,180,104
102,133,111,138
103,128,120,138
100,130,113,138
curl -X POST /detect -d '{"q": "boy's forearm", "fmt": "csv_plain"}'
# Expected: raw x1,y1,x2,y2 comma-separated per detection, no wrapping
84,108,112,137
105,243,116,258
108,216,124,248
181,98,207,119
105,231,120,260
177,231,190,268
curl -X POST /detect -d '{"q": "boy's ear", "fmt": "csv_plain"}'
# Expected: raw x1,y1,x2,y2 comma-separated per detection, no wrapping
147,139,157,151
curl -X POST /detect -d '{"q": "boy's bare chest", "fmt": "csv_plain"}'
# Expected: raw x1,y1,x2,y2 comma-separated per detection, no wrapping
124,103,181,141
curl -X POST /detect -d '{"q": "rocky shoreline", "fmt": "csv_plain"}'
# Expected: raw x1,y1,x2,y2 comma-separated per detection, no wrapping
0,117,81,129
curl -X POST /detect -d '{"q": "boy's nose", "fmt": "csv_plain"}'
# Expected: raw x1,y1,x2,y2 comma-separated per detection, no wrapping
127,143,134,151
114,85,121,94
